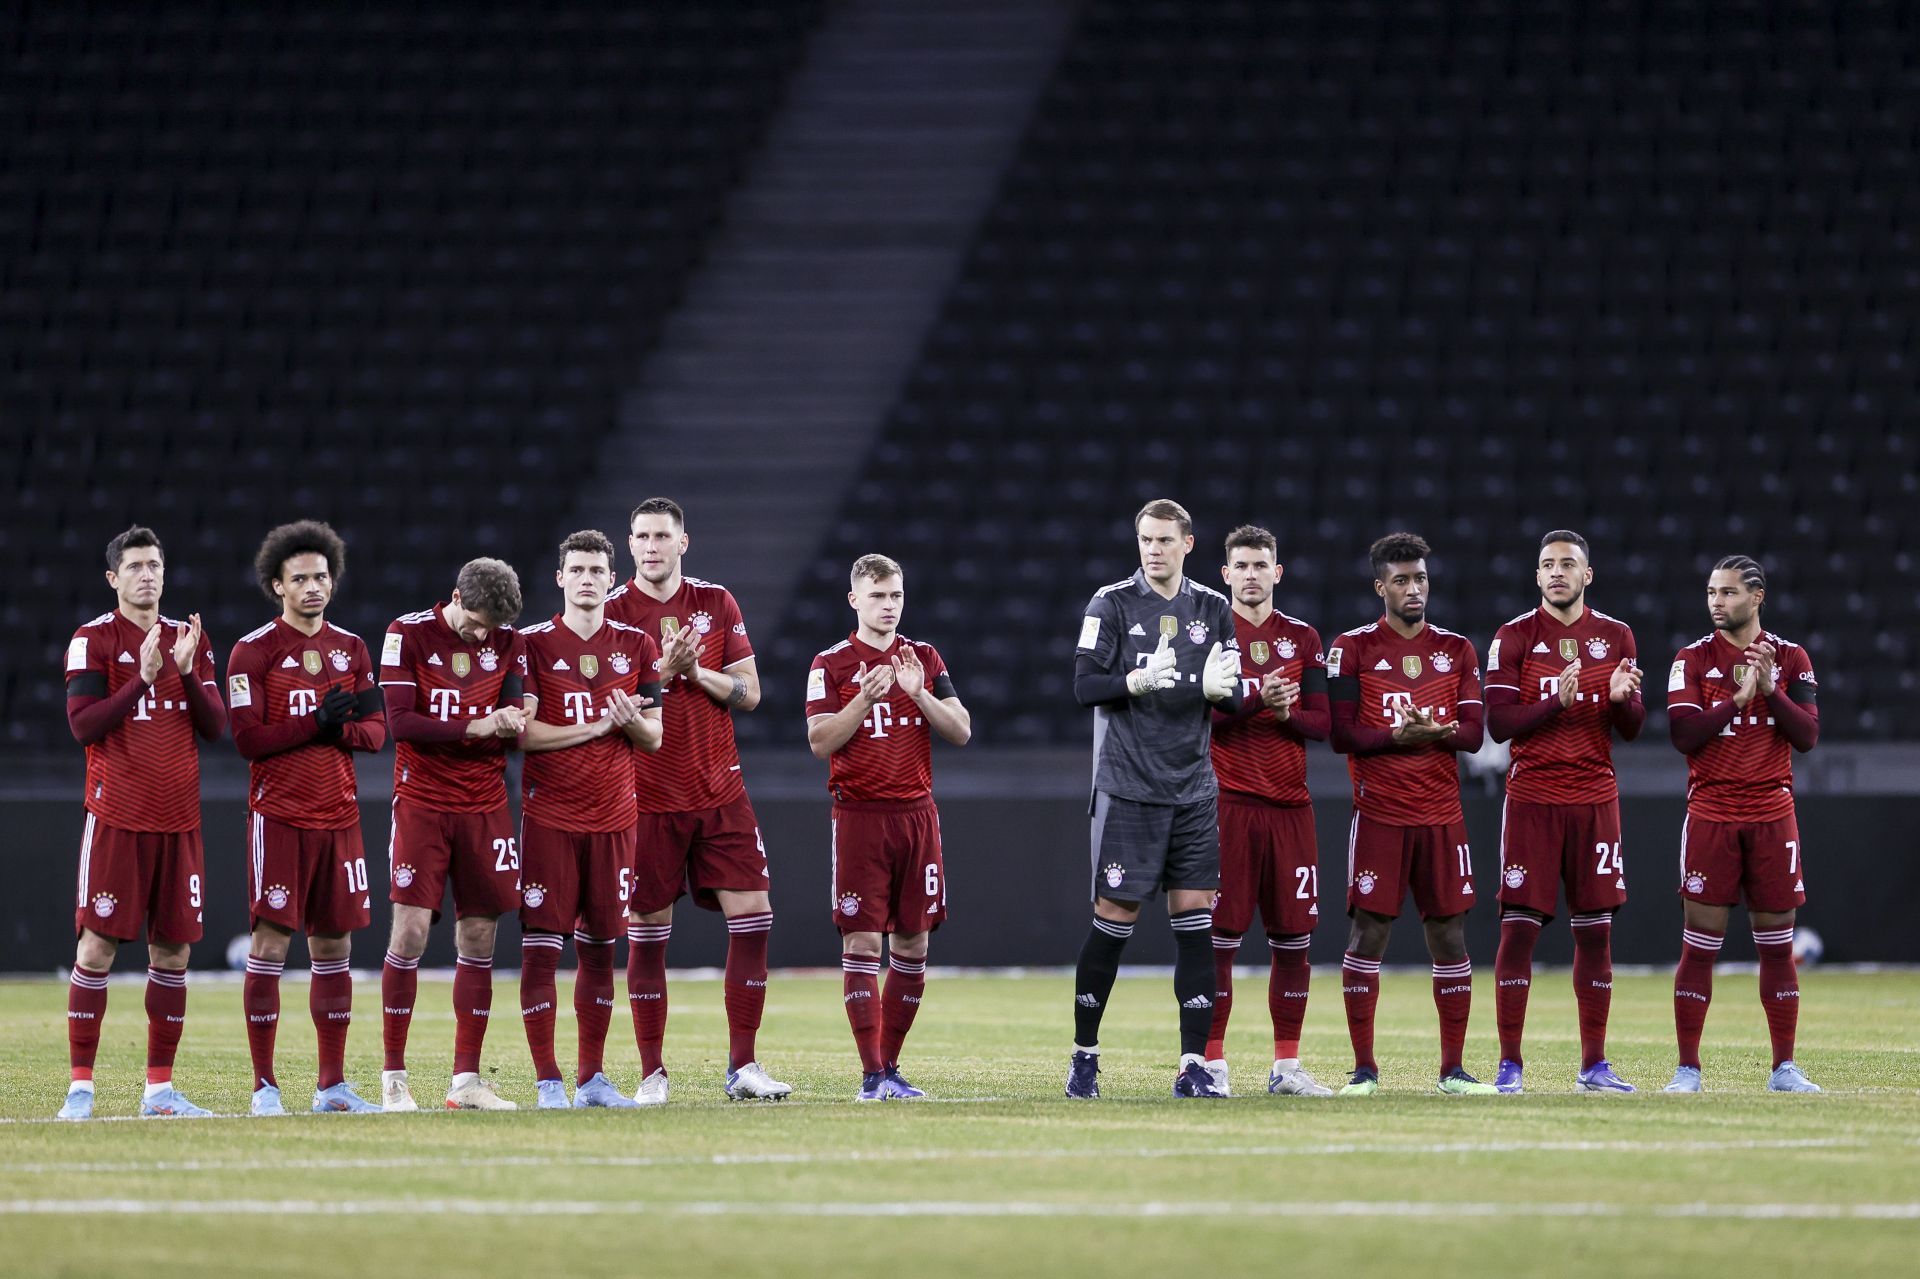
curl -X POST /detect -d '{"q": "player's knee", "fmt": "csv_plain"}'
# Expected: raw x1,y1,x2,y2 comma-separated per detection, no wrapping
455,916,497,957
75,930,118,971
249,924,293,964
1093,898,1142,924
306,932,351,962
632,905,673,926
387,912,429,957
843,933,883,961
890,932,929,961
148,940,189,969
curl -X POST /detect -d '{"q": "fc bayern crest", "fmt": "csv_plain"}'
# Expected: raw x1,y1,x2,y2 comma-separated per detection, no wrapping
478,648,499,672
1355,871,1377,896
1684,871,1706,895
1187,620,1208,645
1103,863,1125,889
1431,651,1452,673
92,893,117,917
1401,655,1423,679
1275,638,1295,660
610,652,630,675
302,651,323,676
523,884,546,909
690,611,713,635
1249,641,1270,666
392,864,416,888
451,652,472,678
1587,638,1609,660
329,649,350,672
580,655,599,680
1503,866,1526,890
838,892,861,917
266,884,290,911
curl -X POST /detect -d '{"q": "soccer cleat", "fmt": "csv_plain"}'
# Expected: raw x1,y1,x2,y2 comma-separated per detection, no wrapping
381,1069,419,1112
250,1084,288,1116
55,1087,94,1121
724,1061,793,1101
1267,1063,1334,1097
1065,1050,1101,1099
1663,1065,1703,1094
574,1072,639,1109
1205,1058,1231,1096
878,1066,926,1100
856,1070,887,1101
1436,1069,1500,1096
535,1079,570,1109
140,1085,213,1118
632,1067,669,1107
312,1082,381,1113
1495,1058,1525,1094
445,1072,517,1111
1767,1061,1822,1093
1337,1067,1379,1097
1172,1055,1226,1098
1575,1061,1637,1094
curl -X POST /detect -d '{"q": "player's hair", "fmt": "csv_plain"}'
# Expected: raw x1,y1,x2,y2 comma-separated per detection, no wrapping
557,529,616,570
1369,531,1431,580
1539,529,1589,559
629,497,685,530
253,519,347,601
104,524,163,573
1134,498,1193,536
850,553,904,587
1712,554,1767,602
454,557,523,625
1223,524,1277,561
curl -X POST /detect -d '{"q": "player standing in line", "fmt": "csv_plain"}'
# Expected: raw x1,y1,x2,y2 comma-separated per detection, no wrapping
516,530,662,1109
807,554,971,1100
1204,525,1333,1097
1067,499,1245,1100
1483,531,1644,1095
1664,555,1821,1093
1327,532,1496,1096
378,559,529,1111
60,526,226,1119
605,498,788,1103
229,521,387,1115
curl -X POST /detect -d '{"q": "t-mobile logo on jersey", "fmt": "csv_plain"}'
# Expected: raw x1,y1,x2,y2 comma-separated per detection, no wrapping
563,691,596,724
1380,691,1448,726
427,687,462,721
1538,677,1599,703
130,692,188,722
863,702,925,738
288,688,318,717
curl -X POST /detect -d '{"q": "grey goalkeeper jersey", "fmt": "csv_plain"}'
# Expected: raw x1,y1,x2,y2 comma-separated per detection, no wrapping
1077,570,1239,807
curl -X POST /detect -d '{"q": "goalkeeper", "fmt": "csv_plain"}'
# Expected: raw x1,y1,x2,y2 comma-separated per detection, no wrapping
1065,499,1244,1100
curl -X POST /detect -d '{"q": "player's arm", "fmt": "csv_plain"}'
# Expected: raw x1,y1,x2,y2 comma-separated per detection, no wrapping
683,655,759,712
1761,643,1819,752
66,624,156,745
340,643,388,753
1608,630,1645,741
898,647,969,746
1275,633,1330,741
518,695,616,752
1483,625,1558,743
1328,658,1400,754
228,642,322,759
1666,650,1737,752
176,617,227,741
611,676,664,752
1071,596,1135,706
808,658,893,757
1439,643,1484,752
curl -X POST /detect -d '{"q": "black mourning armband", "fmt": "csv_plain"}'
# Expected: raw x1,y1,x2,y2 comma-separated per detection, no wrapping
66,672,108,699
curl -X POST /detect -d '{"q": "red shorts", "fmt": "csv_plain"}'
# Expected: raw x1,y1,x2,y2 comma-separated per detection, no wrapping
1345,810,1475,921
519,817,636,940
387,799,520,921
73,813,205,944
1214,795,1319,936
1679,813,1806,913
247,810,372,936
830,798,946,936
1496,797,1627,918
632,798,769,914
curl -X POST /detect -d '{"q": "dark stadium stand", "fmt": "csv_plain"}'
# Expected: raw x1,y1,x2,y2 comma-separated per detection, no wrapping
765,0,1920,744
2,3,821,747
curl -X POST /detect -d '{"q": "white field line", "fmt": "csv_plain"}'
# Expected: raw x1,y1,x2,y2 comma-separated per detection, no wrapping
1,1197,1916,1221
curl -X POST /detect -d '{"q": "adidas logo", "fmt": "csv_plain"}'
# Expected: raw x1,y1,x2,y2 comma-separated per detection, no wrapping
553,659,569,671
1705,667,1723,678
1129,623,1145,636
427,654,443,666
1374,659,1391,670
1531,642,1550,653
1181,994,1213,1010
1794,879,1804,890
1076,993,1101,1008
118,651,134,663
282,656,299,668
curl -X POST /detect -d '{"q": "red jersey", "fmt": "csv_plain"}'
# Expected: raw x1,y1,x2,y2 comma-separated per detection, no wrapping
228,618,382,829
65,610,219,833
806,633,955,803
1486,606,1638,805
1326,619,1482,826
519,615,662,833
1668,630,1816,822
1209,610,1324,805
604,576,753,813
380,604,527,813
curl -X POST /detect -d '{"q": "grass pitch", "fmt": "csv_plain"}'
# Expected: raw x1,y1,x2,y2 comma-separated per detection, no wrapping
2,967,1916,1277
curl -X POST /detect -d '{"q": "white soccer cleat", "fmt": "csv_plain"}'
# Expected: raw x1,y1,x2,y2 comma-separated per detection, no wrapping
633,1067,669,1107
381,1069,419,1113
724,1061,792,1101
1205,1058,1231,1096
445,1071,517,1111
1267,1062,1334,1097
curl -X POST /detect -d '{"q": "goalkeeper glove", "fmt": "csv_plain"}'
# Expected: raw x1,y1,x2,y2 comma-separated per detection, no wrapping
1126,634,1179,696
1202,642,1238,702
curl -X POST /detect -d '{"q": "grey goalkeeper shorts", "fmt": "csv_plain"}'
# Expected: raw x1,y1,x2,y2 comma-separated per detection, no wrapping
1089,789,1220,903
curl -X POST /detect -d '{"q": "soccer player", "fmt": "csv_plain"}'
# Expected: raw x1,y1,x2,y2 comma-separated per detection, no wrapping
806,554,971,1100
1664,555,1821,1093
1068,498,1244,1100
1484,530,1643,1094
516,530,662,1109
1327,531,1495,1096
1204,525,1333,1097
378,558,529,1111
604,498,788,1103
229,521,387,1115
60,525,226,1119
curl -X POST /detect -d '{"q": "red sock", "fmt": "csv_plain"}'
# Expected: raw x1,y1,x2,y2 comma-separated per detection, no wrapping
309,957,353,1090
1267,933,1311,1060
842,953,883,1073
451,954,493,1077
1341,951,1380,1072
1205,932,1238,1059
1674,926,1722,1069
573,932,616,1085
724,912,772,1070
1494,913,1542,1064
626,921,670,1076
67,964,109,1081
880,953,926,1068
243,956,283,1089
381,950,419,1073
145,966,187,1085
519,934,563,1082
1752,925,1800,1068
1432,960,1473,1077
1570,912,1615,1070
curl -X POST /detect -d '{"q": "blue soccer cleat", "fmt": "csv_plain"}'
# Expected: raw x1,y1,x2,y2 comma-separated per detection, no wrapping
1575,1061,1637,1094
250,1083,288,1116
1767,1061,1822,1093
878,1067,926,1100
56,1086,94,1121
856,1070,887,1102
1495,1058,1525,1094
141,1085,213,1118
1065,1050,1101,1099
1663,1065,1703,1093
573,1072,639,1109
1172,1054,1226,1098
312,1082,381,1113
535,1079,571,1110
